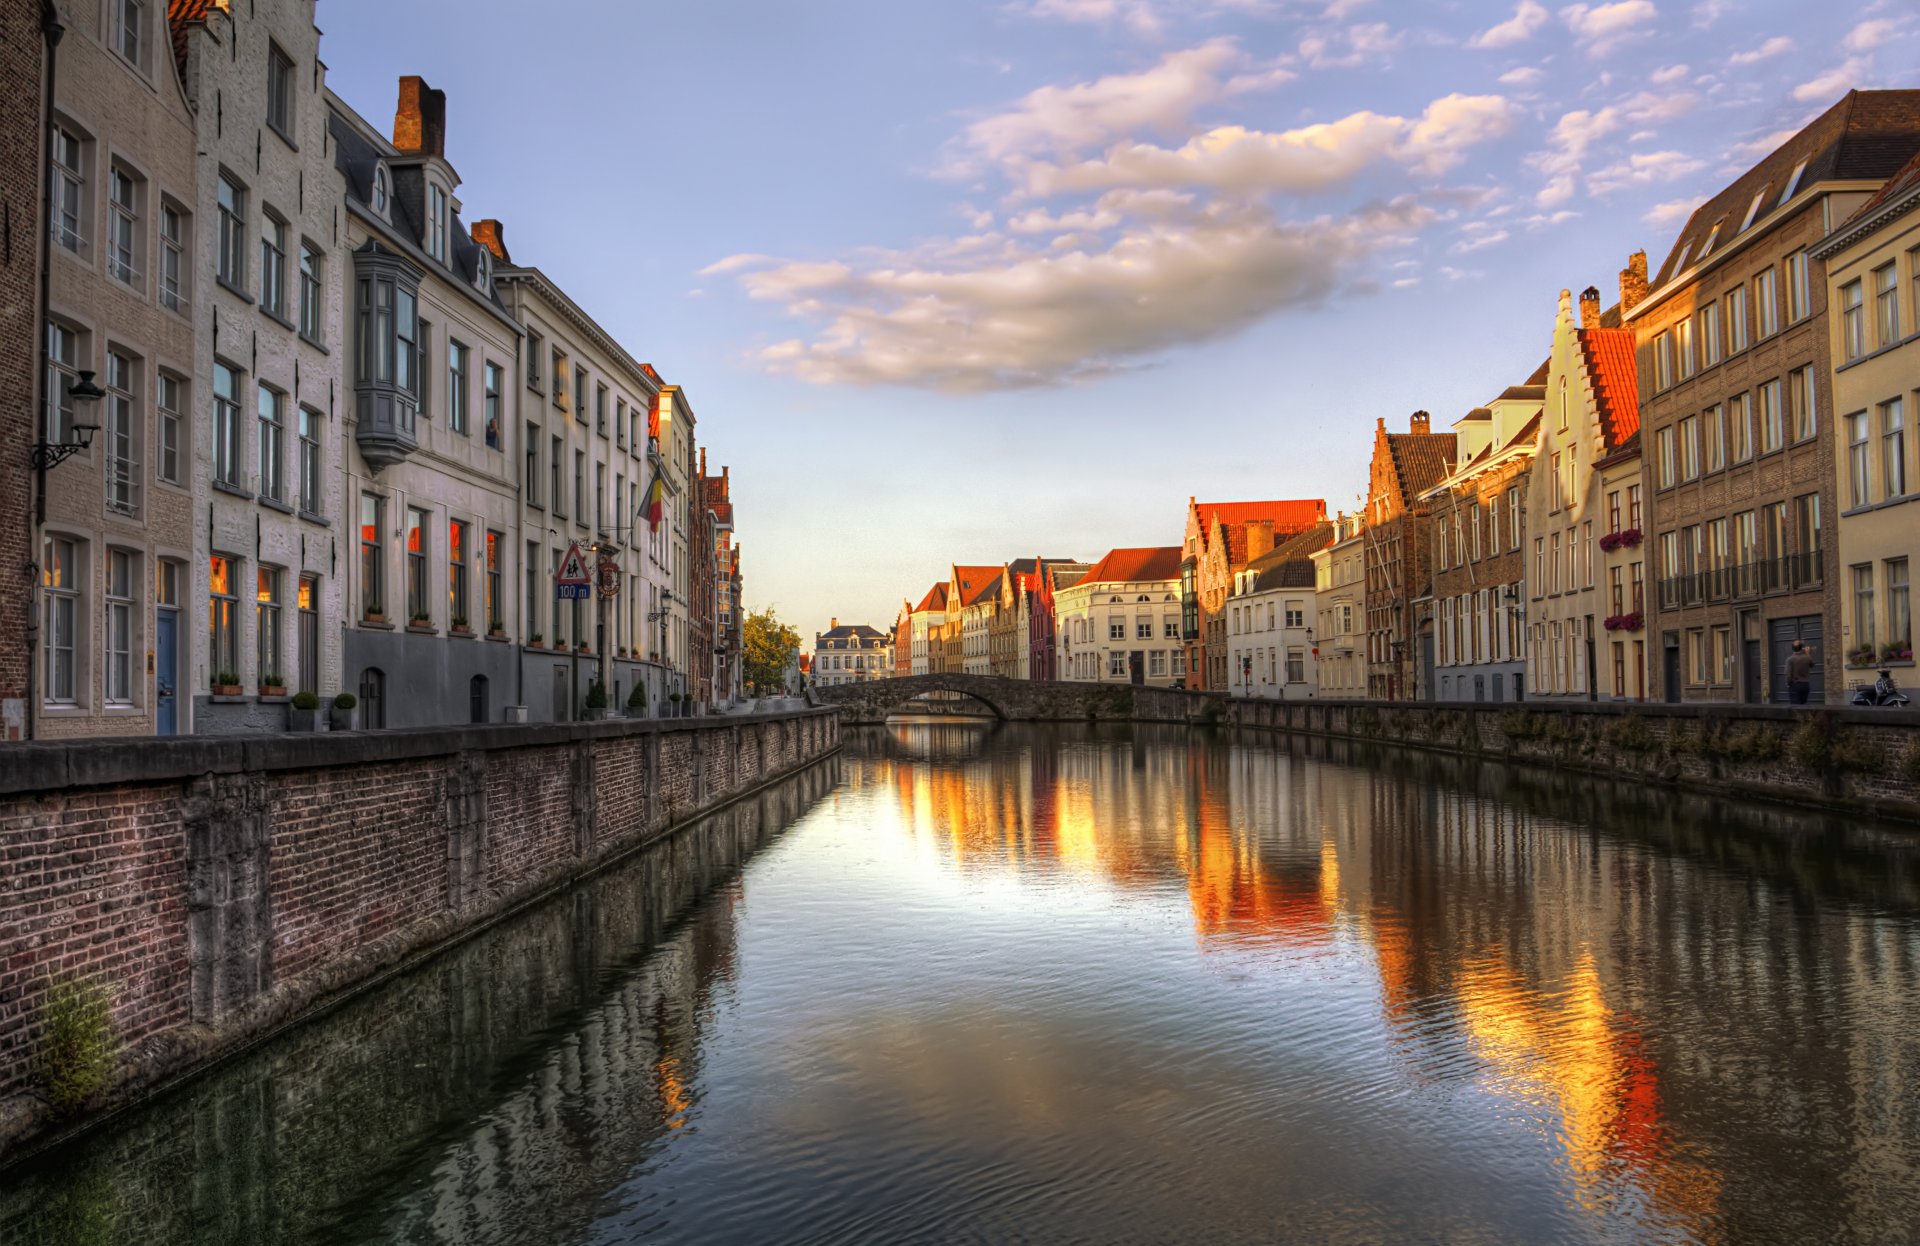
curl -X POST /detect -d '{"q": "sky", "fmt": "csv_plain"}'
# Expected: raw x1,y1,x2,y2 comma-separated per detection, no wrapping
315,0,1916,644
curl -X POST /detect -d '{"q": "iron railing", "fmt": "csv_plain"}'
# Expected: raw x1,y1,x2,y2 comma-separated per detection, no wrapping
1658,550,1823,609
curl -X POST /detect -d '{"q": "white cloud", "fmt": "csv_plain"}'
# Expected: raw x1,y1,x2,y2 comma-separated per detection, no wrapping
1470,0,1550,48
1526,87,1696,204
1729,35,1792,65
1587,149,1705,193
1731,127,1799,158
1298,22,1402,69
1451,228,1511,253
1649,63,1689,83
1022,0,1165,35
1644,197,1698,226
1499,66,1546,86
1844,19,1896,53
1793,57,1866,103
1560,0,1658,56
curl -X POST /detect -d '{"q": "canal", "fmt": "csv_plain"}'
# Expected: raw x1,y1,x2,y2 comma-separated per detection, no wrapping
4,722,1920,1244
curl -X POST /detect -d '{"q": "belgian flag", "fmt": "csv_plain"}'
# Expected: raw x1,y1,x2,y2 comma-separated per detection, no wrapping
643,469,666,533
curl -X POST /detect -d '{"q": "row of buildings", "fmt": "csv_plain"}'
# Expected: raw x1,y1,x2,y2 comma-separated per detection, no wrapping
3,0,745,738
821,90,1920,708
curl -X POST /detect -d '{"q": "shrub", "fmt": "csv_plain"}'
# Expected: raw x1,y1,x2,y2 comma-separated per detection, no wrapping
213,670,239,687
40,975,116,1114
1603,714,1655,753
332,691,358,710
291,690,320,710
1791,720,1831,772
1726,723,1783,763
1902,740,1920,784
584,678,609,710
1832,731,1887,775
628,683,648,707
260,672,283,688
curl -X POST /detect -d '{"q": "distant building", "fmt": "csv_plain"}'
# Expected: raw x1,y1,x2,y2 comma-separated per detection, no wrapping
1180,499,1327,690
1028,561,1089,681
1057,547,1185,686
1225,524,1335,699
1312,513,1367,699
989,558,1084,679
1363,415,1456,700
949,564,1002,677
701,454,742,704
905,583,949,675
812,620,891,685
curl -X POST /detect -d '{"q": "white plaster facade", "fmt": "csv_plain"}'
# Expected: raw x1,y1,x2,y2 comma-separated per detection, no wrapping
1225,577,1316,700
1312,514,1367,699
1054,548,1184,686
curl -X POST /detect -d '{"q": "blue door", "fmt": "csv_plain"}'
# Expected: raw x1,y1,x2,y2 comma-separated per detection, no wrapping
155,610,178,734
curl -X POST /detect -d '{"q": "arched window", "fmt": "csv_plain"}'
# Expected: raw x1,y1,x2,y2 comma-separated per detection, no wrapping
470,674,489,723
359,667,386,728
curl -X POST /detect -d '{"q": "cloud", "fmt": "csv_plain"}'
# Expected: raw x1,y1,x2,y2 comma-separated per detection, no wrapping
722,197,1433,391
1728,35,1792,65
1023,0,1164,35
1644,197,1698,226
1451,228,1510,253
1560,0,1658,56
1527,87,1695,204
1586,149,1705,193
1470,1,1550,48
1843,19,1896,53
1499,66,1546,86
1297,22,1402,69
1792,57,1866,102
1649,63,1689,83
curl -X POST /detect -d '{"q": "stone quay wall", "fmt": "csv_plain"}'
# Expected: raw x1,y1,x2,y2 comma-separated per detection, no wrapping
1228,698,1920,823
0,708,840,1158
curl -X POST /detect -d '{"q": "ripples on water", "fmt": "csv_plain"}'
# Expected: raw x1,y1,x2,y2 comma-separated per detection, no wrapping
4,723,1920,1245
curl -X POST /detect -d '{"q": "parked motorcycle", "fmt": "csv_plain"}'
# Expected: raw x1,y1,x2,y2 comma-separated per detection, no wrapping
1850,669,1912,708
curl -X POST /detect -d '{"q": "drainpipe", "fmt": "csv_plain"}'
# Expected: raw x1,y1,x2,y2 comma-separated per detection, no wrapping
24,0,65,741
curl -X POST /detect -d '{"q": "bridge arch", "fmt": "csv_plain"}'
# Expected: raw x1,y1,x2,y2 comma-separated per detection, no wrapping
812,673,1013,723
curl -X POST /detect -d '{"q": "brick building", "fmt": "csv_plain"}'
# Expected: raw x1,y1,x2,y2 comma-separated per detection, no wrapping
701,456,743,702
1,0,45,739
1179,498,1327,690
1632,90,1920,704
1363,415,1455,699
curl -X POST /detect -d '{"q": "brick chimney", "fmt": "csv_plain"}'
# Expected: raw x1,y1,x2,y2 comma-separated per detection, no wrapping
1409,410,1431,434
1619,249,1649,313
830,617,838,630
470,219,510,262
1246,520,1275,562
1579,285,1602,328
393,75,447,158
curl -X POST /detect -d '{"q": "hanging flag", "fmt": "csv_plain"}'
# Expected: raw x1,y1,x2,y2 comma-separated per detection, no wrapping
644,469,666,533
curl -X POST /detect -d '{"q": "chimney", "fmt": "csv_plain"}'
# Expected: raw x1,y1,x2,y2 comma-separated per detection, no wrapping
830,617,838,630
470,219,510,262
699,447,707,477
1619,249,1649,313
1410,410,1431,434
1246,520,1275,562
1579,285,1602,328
393,75,447,158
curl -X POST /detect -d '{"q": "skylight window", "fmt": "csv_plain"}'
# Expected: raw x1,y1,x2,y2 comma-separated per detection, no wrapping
1779,158,1808,205
1699,221,1723,259
1672,240,1693,275
1740,187,1768,231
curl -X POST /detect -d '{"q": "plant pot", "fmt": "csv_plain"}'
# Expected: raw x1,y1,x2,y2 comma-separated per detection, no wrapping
364,613,386,625
290,707,325,732
260,685,286,698
329,706,358,731
582,707,609,722
211,684,242,697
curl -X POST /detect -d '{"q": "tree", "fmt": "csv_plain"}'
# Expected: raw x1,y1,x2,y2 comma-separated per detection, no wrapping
743,607,802,695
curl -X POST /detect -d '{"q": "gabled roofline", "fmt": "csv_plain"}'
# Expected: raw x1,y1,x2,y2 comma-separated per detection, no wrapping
495,265,661,396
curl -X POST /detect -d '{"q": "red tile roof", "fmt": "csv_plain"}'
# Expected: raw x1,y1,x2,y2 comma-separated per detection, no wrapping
1384,432,1457,500
952,565,1002,608
913,583,949,613
1578,326,1640,452
1084,547,1183,585
1194,499,1327,532
1244,523,1335,592
167,0,226,78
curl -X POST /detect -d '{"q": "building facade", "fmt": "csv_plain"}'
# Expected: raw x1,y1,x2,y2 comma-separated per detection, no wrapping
1810,149,1920,685
1056,547,1184,686
1179,498,1326,690
1363,415,1455,700
701,457,742,703
1311,513,1367,699
812,621,890,685
2,0,46,740
1027,561,1087,681
905,583,948,675
949,564,1000,677
1224,524,1334,699
1632,91,1920,704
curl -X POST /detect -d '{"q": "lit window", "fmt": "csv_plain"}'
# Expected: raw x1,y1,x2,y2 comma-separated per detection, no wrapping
43,536,79,704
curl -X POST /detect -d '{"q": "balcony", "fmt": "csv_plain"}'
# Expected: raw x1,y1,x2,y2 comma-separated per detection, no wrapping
1658,549,1823,610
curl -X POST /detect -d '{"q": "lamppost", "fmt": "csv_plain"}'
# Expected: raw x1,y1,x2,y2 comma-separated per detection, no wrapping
648,590,674,714
1241,653,1252,699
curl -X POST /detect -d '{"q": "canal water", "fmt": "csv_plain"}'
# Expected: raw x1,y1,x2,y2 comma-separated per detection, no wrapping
4,722,1920,1245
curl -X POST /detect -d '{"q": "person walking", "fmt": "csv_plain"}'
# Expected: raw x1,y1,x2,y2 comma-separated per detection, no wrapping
1785,639,1815,705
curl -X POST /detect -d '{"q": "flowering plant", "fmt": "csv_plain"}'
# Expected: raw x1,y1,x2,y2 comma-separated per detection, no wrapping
1617,528,1644,547
1848,645,1879,668
1602,612,1644,632
1882,643,1914,663
1598,533,1622,553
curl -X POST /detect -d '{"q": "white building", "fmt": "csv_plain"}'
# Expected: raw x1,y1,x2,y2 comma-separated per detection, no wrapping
1055,548,1185,686
654,385,698,703
1312,513,1367,699
1225,524,1333,699
905,583,948,675
812,621,890,685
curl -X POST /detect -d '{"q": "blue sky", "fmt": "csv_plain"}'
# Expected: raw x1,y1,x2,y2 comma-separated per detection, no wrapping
317,0,1914,642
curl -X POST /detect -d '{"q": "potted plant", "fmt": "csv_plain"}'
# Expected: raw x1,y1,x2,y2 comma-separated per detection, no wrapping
1849,644,1879,668
259,671,286,697
330,691,358,730
289,689,324,731
583,677,610,721
211,670,242,697
363,602,386,624
577,640,591,653
489,618,506,639
450,615,472,636
528,632,544,649
409,611,433,630
627,682,648,718
1884,642,1914,663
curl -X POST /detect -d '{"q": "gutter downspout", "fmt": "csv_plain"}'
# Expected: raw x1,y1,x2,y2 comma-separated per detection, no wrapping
25,0,65,741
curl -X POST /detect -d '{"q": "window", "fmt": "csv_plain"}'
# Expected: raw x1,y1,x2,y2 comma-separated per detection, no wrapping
267,43,294,136
1699,301,1721,366
209,554,239,682
1285,603,1305,628
43,536,79,704
526,331,544,390
51,126,85,253
1712,626,1733,684
1674,318,1694,379
1108,616,1125,640
298,575,319,694
298,243,323,340
1849,411,1873,507
214,361,243,486
1703,403,1725,471
1789,366,1817,442
615,398,627,447
256,567,282,687
484,364,503,450
217,174,246,287
1136,617,1153,640
525,540,540,641
395,289,418,393
1841,280,1866,361
574,450,585,522
485,531,503,630
1507,485,1521,549
551,435,564,516
551,349,567,409
550,549,564,642
1688,629,1708,684
298,406,322,514
1786,249,1810,322
108,167,140,285
1853,564,1875,651
447,340,469,434
1734,510,1757,567
115,0,145,67
1755,267,1779,338
1149,650,1167,676
103,549,134,706
417,319,432,410
1108,652,1126,678
1628,484,1642,529
257,385,284,501
1163,618,1179,639
159,202,187,312
596,384,608,435
525,425,542,504
1729,391,1752,463
1171,650,1185,677
1883,398,1907,499
157,372,182,485
448,519,469,625
1286,648,1305,683
574,367,589,425
426,183,448,262
1678,415,1699,481
371,165,390,216
406,507,430,621
595,465,606,532
1757,379,1783,453
1656,426,1676,488
1653,331,1673,390
1608,489,1621,532
1874,263,1901,349
1890,559,1911,651
1726,285,1748,353
360,494,384,617
103,350,140,517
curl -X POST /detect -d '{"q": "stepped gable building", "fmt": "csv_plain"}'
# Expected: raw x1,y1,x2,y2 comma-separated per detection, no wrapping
1425,372,1544,704
177,0,348,732
988,557,1085,679
1311,513,1367,699
904,582,949,674
1,0,43,738
1811,146,1920,681
1179,497,1327,691
1057,547,1185,686
32,0,197,738
1363,415,1455,700
1224,522,1335,700
1528,281,1645,702
1630,89,1920,705
949,563,1003,676
1028,560,1090,681
812,619,890,686
892,598,913,677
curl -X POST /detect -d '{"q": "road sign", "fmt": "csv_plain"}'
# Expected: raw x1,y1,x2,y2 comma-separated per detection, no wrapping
556,541,591,599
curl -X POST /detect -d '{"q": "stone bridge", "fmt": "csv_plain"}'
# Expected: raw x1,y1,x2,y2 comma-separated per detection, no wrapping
810,673,1222,725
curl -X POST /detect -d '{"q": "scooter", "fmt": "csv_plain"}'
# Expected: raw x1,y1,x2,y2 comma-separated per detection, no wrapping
1850,669,1912,708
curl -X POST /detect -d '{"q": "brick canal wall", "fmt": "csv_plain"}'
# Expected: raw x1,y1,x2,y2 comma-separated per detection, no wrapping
1228,698,1920,822
0,709,839,1157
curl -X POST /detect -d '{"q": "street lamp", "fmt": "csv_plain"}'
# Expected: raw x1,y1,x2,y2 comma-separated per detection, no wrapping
648,590,675,711
31,371,103,470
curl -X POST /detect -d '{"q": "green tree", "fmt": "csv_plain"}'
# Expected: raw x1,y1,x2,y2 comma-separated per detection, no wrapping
743,607,802,695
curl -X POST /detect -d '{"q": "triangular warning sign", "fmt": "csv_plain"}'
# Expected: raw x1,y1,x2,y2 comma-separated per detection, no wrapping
557,541,592,585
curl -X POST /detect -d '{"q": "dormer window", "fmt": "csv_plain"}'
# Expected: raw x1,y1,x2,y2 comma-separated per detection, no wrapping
426,183,448,262
474,247,490,291
1779,158,1808,205
371,165,391,217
